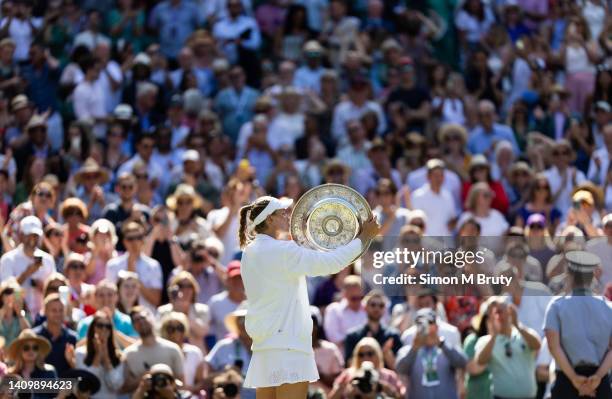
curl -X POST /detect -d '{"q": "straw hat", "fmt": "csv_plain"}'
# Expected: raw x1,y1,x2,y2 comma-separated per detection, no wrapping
74,158,110,185
224,301,248,335
437,123,468,144
166,184,204,211
571,182,604,209
6,329,52,362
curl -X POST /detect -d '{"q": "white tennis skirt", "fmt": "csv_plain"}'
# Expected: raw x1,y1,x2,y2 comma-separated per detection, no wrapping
244,348,319,388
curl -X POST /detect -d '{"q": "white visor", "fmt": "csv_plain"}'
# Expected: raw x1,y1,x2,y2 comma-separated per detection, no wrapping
251,197,293,229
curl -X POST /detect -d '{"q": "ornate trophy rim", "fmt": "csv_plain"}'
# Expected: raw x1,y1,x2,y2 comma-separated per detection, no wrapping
290,183,373,262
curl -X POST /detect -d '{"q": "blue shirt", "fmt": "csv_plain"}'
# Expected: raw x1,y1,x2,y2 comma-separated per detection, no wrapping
20,63,60,112
468,123,520,155
76,309,138,340
32,323,78,373
148,0,202,58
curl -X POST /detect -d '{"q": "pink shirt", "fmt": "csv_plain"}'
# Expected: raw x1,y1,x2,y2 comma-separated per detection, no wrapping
314,339,344,375
323,299,367,345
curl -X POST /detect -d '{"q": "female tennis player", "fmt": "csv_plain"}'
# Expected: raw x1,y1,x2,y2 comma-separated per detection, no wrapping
238,195,379,399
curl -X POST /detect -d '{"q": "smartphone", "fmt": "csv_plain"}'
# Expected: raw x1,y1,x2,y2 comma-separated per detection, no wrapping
34,255,42,265
58,286,70,305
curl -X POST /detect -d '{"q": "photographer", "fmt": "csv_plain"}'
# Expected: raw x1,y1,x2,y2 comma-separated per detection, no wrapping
330,337,404,399
211,367,243,399
133,363,191,399
395,308,468,399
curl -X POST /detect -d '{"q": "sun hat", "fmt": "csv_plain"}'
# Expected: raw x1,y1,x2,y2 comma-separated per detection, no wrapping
6,329,51,362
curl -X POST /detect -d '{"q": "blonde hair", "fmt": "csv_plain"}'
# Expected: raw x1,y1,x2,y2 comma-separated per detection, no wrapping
465,182,492,211
167,271,200,303
160,311,190,338
343,275,362,290
351,337,383,370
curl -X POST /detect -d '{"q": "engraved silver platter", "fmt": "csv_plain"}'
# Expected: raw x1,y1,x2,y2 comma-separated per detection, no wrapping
290,183,373,261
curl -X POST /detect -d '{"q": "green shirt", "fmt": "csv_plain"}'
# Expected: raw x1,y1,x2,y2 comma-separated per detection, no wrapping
475,328,537,398
463,333,493,399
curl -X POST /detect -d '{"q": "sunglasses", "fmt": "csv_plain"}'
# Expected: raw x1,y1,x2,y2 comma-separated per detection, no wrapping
23,344,39,352
67,262,85,270
120,184,135,190
529,223,544,230
95,323,112,330
135,173,149,180
368,302,385,309
166,324,185,334
48,231,63,238
446,135,463,141
358,351,375,359
535,185,549,191
552,150,571,156
177,199,193,206
65,210,84,219
376,191,392,196
35,191,53,199
348,296,363,302
124,235,143,242
177,283,193,290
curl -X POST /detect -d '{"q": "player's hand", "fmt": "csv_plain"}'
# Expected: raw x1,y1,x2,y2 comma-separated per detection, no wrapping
358,216,380,241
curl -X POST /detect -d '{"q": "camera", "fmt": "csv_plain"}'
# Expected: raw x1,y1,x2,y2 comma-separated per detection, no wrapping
417,317,431,336
351,361,380,396
221,383,239,398
151,373,170,389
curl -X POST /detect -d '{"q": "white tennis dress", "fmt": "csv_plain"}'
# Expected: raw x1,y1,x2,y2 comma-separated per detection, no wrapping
241,233,362,388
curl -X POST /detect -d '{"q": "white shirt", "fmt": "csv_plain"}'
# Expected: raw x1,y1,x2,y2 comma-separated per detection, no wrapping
0,245,55,316
331,100,386,147
212,15,261,64
407,167,462,212
241,234,361,353
510,282,552,336
0,17,43,61
267,113,305,150
457,209,510,237
97,61,123,114
105,253,162,311
207,207,240,265
73,80,107,139
294,66,325,94
182,343,204,387
73,31,111,51
544,166,587,218
588,147,610,185
411,184,457,236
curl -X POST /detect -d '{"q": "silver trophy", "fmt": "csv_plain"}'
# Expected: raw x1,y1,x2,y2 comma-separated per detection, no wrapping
290,183,373,261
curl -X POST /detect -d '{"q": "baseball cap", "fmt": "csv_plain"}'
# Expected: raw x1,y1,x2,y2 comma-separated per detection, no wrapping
182,149,200,163
526,213,546,227
20,215,43,237
227,260,241,278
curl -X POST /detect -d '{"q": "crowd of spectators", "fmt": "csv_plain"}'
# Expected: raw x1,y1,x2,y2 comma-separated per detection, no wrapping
0,0,611,398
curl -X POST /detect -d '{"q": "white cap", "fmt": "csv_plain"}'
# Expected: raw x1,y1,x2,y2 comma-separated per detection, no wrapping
251,196,293,230
182,149,200,163
20,215,43,237
113,103,133,120
133,52,151,66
